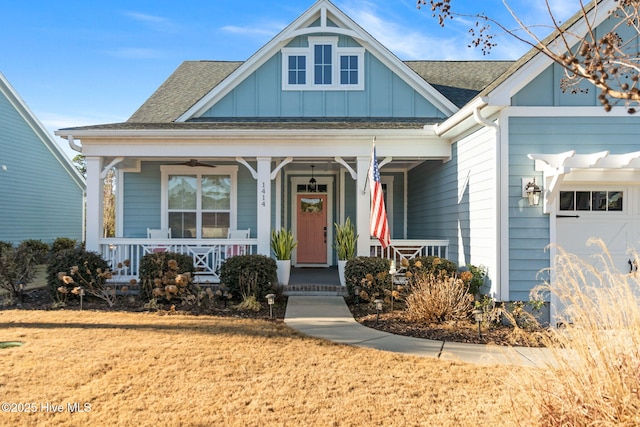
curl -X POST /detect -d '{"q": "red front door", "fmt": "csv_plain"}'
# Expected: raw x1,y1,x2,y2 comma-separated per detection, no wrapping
296,194,327,264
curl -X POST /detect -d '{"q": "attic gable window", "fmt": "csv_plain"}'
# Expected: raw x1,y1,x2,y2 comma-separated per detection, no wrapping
282,36,364,91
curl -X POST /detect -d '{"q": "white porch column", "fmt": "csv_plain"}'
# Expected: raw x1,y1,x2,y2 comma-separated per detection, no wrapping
85,156,104,252
356,156,370,256
256,157,272,256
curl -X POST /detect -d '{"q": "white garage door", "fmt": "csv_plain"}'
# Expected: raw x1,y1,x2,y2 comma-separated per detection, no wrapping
556,187,640,274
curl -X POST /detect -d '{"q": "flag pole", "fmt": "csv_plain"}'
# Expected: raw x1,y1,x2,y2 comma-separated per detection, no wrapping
361,137,375,194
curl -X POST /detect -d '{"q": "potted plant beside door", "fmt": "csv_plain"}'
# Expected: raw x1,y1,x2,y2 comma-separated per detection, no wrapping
334,217,358,286
271,228,298,286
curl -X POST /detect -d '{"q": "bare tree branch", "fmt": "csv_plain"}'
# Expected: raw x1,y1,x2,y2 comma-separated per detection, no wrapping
418,0,640,113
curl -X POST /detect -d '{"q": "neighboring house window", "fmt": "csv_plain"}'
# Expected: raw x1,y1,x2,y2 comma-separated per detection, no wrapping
559,190,623,212
282,36,364,90
161,166,238,238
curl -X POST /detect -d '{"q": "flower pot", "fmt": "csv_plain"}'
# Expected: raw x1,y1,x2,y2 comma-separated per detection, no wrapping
338,259,347,286
276,259,291,286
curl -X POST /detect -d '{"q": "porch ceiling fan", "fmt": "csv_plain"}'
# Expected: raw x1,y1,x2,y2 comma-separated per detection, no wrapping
178,159,217,168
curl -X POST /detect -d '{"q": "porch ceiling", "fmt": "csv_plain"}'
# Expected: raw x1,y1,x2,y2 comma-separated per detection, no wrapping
110,156,432,173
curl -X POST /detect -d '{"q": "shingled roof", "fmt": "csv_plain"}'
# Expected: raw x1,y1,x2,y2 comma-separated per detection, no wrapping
127,61,243,124
125,60,514,125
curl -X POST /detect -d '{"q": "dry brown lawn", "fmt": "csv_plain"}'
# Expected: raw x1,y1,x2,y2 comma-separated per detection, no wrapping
0,310,527,426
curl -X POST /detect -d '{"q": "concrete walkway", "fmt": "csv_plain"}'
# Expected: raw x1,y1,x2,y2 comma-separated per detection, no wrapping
285,296,557,366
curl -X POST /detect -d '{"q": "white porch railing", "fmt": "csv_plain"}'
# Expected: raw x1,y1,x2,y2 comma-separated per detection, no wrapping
370,239,449,263
100,238,447,285
99,238,257,284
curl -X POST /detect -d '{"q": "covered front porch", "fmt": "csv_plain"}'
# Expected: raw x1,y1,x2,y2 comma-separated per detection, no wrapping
63,126,452,284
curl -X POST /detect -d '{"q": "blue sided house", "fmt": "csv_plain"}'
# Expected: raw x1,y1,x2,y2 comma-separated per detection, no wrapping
0,72,85,246
56,0,640,322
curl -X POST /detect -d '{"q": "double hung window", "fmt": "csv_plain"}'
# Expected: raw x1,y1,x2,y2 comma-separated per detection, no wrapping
161,166,238,238
282,36,364,90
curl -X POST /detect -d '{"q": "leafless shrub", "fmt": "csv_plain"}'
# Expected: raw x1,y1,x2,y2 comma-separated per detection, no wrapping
405,270,473,323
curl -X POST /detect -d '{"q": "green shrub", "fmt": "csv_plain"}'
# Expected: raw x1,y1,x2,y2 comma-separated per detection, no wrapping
0,241,13,254
46,248,112,305
344,256,391,302
0,242,38,301
219,255,277,301
138,252,195,301
462,264,487,296
52,237,78,254
22,239,50,264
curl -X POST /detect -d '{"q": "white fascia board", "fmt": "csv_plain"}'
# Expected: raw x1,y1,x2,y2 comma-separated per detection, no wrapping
434,97,505,140
434,97,489,136
71,131,450,159
507,105,633,117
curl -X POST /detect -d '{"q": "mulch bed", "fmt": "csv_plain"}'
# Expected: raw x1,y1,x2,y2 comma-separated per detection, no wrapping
3,287,550,347
347,301,551,347
1,287,288,321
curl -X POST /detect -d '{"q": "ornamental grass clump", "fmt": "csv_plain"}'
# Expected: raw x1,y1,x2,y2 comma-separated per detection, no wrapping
507,239,640,426
405,268,474,323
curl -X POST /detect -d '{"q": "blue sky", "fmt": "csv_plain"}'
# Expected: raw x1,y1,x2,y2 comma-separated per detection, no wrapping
1,0,580,157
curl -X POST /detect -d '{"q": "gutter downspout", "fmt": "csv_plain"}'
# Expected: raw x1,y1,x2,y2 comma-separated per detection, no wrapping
472,105,504,301
67,135,82,152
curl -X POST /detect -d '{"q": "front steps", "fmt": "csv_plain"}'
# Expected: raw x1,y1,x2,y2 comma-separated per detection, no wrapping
283,284,348,296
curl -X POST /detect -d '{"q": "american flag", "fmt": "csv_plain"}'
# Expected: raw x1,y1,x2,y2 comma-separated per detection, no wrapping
369,143,390,248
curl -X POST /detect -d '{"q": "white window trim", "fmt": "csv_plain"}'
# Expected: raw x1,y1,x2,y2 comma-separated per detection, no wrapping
282,36,364,91
160,165,238,238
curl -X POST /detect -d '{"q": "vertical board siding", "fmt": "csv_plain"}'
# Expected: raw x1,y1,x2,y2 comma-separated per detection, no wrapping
508,115,640,300
203,48,447,119
0,88,84,245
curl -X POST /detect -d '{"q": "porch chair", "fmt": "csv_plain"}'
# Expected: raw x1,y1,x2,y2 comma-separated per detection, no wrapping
226,228,250,258
188,246,218,283
146,228,171,253
147,228,171,239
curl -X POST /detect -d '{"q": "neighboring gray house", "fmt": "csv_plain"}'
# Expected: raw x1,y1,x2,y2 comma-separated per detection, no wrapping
57,0,639,323
0,72,85,245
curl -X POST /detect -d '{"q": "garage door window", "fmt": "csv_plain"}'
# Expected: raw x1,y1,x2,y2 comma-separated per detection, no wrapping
559,190,623,212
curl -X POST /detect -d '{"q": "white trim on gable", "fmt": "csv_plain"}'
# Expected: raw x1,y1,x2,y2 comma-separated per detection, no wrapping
436,0,622,137
176,0,457,121
488,1,615,106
